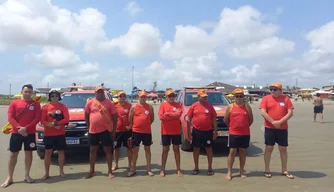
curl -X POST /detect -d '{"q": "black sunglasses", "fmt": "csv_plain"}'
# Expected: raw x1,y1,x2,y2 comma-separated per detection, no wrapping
235,95,244,98
270,89,278,91
119,95,126,98
167,94,176,98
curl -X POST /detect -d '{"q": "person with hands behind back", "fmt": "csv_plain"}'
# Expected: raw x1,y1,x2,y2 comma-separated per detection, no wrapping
1,84,41,188
112,91,133,171
260,82,294,179
187,89,217,176
158,89,183,177
40,90,69,180
224,88,253,181
84,86,117,179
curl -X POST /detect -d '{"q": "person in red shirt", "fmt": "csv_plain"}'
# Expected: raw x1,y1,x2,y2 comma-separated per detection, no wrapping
1,84,41,188
187,89,217,176
127,90,154,177
40,90,69,180
260,83,294,179
158,89,183,177
84,86,118,179
224,88,253,181
112,91,133,171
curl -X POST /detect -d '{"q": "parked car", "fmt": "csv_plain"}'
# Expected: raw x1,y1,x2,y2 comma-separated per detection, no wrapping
176,86,230,151
35,89,112,159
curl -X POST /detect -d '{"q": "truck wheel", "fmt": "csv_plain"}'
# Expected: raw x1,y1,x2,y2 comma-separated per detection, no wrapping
181,127,192,151
37,148,45,159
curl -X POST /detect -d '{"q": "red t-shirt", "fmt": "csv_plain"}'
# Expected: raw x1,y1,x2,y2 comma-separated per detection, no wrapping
115,102,132,132
84,98,117,134
260,95,294,129
132,104,152,134
8,99,41,134
229,103,250,135
41,102,70,136
158,102,183,135
187,102,217,131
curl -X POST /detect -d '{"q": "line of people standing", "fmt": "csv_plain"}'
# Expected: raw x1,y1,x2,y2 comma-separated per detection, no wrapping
1,82,295,188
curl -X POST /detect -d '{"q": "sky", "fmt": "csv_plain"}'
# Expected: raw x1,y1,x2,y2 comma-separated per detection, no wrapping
1,0,334,94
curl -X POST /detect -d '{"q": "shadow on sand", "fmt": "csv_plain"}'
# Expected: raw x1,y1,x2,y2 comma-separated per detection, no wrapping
247,170,327,179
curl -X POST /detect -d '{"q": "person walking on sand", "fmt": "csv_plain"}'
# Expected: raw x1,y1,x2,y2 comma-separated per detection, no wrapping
127,90,155,177
40,90,70,180
224,88,253,181
84,86,117,179
1,84,41,188
158,89,183,177
260,83,294,179
112,91,133,171
187,89,217,176
313,93,324,123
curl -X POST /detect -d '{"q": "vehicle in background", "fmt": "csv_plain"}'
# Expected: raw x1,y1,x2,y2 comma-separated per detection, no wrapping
35,86,112,159
176,86,230,151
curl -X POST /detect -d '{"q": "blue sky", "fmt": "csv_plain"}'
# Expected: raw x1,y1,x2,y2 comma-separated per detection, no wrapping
0,0,333,94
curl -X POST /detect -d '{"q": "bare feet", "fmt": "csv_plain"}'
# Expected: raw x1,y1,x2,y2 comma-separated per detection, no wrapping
177,170,183,177
108,172,115,179
59,172,66,178
225,174,232,181
112,165,118,171
41,175,50,180
84,172,95,179
1,178,13,188
159,171,165,177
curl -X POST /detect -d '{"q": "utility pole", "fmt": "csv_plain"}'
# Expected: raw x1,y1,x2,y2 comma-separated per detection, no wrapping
47,82,49,88
9,84,11,97
295,78,298,89
131,66,134,102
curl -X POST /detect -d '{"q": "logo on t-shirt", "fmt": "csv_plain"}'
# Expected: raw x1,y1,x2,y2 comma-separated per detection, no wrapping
55,110,61,114
124,109,129,113
173,107,177,112
145,110,149,114
29,143,36,148
280,102,285,106
205,109,209,113
207,140,211,144
29,106,34,110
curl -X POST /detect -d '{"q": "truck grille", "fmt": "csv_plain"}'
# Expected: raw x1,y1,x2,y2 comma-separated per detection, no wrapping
216,117,228,128
65,121,87,130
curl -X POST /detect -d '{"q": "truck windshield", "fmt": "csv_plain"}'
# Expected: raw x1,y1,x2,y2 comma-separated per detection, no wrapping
60,93,95,108
185,92,230,106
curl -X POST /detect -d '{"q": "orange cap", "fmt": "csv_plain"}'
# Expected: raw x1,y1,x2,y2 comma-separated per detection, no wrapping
269,82,282,89
138,90,148,97
94,86,105,92
197,89,208,97
165,89,175,96
233,88,244,95
117,91,126,96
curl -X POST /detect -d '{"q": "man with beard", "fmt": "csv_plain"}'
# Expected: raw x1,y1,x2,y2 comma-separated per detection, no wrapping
1,84,41,188
40,90,69,180
84,86,117,179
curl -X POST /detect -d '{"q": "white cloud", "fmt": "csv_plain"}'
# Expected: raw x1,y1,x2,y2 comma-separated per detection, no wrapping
85,23,162,57
25,46,80,68
124,1,142,17
161,5,295,60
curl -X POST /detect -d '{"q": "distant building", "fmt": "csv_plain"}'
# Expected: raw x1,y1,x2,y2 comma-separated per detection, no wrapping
206,81,237,94
322,85,334,91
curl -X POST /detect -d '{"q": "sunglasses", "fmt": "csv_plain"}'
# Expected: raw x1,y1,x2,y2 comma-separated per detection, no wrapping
119,95,126,98
167,94,176,98
235,95,244,98
270,89,278,91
